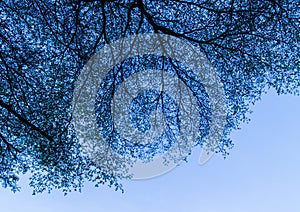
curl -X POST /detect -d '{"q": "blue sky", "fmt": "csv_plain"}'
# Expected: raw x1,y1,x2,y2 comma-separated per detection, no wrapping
1,88,299,211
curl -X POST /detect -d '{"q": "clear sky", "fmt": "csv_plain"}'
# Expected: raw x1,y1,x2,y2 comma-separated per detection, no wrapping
1,88,299,212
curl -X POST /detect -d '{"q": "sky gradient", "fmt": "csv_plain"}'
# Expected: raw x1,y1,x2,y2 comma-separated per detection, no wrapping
1,88,299,212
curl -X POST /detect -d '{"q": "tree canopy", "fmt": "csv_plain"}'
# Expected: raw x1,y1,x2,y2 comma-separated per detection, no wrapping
0,0,299,194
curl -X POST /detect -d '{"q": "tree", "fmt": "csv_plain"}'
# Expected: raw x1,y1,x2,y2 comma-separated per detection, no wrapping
0,0,299,194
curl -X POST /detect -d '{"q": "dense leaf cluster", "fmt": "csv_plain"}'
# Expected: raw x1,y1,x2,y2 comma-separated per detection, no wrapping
0,0,299,193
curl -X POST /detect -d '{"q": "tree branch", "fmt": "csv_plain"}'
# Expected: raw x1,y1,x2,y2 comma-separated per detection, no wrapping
0,132,21,153
0,99,54,142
